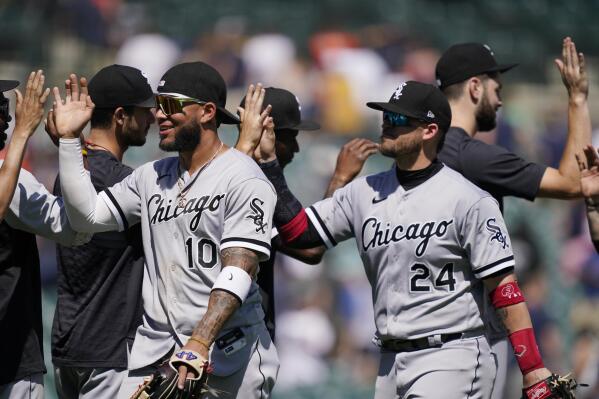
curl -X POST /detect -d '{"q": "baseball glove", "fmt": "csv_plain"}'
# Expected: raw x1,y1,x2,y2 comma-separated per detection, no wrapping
522,373,587,399
129,352,211,399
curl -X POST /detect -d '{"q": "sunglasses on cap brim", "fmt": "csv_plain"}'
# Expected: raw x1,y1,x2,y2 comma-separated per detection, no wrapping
155,95,207,116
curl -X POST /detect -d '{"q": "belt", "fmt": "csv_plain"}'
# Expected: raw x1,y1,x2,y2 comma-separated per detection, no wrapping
379,330,483,353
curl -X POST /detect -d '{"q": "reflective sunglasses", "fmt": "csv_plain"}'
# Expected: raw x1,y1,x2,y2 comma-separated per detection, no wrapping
383,111,416,127
155,95,206,116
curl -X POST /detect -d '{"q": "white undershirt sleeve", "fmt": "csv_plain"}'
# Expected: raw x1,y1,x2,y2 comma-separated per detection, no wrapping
58,138,119,233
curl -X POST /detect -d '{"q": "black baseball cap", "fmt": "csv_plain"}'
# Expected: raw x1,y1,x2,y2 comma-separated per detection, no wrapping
88,65,154,108
0,80,19,93
239,87,320,131
367,81,452,132
157,61,239,125
435,43,518,89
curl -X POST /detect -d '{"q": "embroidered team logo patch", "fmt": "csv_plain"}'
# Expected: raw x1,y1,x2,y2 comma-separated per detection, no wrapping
392,82,407,99
486,218,509,249
246,198,267,233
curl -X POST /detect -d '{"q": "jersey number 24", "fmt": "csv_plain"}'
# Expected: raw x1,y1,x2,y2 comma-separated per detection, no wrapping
410,263,456,292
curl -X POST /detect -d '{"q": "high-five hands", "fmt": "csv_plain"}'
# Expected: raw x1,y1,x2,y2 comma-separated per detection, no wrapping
51,74,94,139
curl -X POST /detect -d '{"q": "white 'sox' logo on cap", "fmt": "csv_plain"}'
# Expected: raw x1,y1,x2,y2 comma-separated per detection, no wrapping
158,80,165,87
392,82,407,99
295,95,302,111
483,44,494,55
427,110,435,118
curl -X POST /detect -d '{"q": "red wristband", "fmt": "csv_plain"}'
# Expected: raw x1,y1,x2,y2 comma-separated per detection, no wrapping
279,209,308,243
509,328,544,375
523,379,553,399
491,281,525,308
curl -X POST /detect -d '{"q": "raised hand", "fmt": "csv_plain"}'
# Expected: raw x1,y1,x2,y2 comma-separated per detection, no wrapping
333,138,379,182
576,144,599,203
52,74,94,139
555,37,588,101
253,116,276,163
325,138,379,198
13,70,50,139
235,83,271,155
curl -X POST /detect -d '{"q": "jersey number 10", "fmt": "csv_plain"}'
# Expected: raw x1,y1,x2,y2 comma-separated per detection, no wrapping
185,237,218,269
410,263,456,292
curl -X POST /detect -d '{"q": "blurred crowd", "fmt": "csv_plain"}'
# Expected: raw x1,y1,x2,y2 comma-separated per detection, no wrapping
2,0,599,398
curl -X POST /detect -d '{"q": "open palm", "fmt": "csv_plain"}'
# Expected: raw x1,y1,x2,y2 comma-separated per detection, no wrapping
52,74,94,139
577,145,599,201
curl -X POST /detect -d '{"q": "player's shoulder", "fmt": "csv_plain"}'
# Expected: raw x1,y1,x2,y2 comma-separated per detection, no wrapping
220,149,276,191
340,168,396,198
135,156,179,178
87,150,134,186
437,166,498,208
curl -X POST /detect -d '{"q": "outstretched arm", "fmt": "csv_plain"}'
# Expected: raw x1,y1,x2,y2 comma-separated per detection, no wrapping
278,138,378,262
538,37,591,198
576,145,599,251
53,74,118,232
0,70,49,221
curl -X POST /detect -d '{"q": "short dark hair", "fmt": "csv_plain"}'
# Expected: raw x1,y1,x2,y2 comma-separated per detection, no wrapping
441,73,497,101
90,106,134,129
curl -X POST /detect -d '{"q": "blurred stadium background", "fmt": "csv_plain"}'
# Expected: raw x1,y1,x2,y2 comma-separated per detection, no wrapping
1,0,599,397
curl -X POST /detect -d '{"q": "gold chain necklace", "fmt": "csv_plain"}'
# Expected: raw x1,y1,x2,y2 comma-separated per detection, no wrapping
177,142,224,208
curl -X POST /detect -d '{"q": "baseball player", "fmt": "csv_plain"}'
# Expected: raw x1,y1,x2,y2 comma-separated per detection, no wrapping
235,85,378,340
0,70,90,399
52,62,279,399
435,38,590,398
49,65,155,399
243,80,570,398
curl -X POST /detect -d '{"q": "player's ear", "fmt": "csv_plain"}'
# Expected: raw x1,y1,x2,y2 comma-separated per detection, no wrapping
422,122,439,142
199,102,217,125
467,77,483,104
114,107,126,127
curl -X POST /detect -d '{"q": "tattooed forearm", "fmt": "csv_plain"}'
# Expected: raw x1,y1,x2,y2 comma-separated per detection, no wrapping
220,247,260,276
190,247,260,345
497,307,509,330
192,289,239,343
494,303,532,334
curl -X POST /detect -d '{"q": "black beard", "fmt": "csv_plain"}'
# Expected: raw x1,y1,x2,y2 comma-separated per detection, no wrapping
159,120,200,152
0,132,6,151
475,95,497,132
121,130,147,147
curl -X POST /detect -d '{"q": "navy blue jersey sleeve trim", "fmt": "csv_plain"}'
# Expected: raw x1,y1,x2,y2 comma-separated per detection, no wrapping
102,189,129,230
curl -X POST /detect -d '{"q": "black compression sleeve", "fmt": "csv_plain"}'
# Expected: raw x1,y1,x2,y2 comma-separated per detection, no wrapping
259,160,303,227
260,160,324,248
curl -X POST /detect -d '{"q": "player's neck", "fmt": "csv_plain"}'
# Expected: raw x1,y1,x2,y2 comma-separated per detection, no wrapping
395,151,433,171
449,101,477,137
179,133,226,175
87,128,125,161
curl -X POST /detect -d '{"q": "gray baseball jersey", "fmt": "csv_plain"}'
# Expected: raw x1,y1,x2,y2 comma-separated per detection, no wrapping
98,149,276,370
0,161,89,246
306,165,515,340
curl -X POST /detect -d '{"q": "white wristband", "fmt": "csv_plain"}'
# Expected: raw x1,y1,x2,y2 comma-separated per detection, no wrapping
211,266,252,303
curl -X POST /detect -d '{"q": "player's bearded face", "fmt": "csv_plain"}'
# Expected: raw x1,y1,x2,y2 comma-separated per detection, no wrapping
122,107,155,147
159,117,200,152
380,127,423,158
476,78,502,132
475,90,497,132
